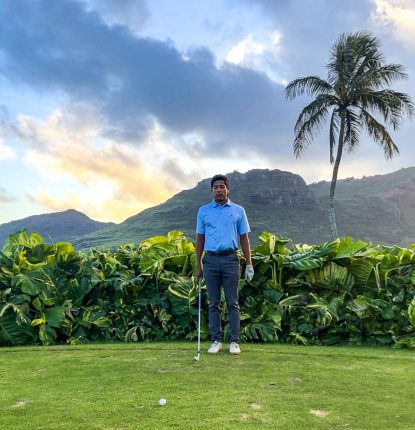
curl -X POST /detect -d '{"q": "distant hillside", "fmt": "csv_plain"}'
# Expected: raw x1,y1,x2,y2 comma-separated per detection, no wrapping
73,167,415,249
309,167,415,245
73,169,328,249
3,167,415,250
0,209,114,245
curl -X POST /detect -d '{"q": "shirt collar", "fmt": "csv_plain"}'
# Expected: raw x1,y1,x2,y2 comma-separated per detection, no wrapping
211,198,232,208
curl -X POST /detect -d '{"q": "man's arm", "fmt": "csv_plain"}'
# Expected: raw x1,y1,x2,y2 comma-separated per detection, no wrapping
240,233,252,265
240,233,254,282
196,233,205,279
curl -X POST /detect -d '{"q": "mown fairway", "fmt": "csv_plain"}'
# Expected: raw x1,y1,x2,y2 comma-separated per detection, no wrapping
1,342,414,429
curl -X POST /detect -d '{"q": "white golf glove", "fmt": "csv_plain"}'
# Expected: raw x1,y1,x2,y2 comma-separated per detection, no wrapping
245,265,254,282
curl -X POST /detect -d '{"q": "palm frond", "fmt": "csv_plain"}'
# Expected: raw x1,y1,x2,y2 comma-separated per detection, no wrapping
285,76,333,100
328,32,378,86
355,64,408,91
293,105,331,157
360,109,399,159
294,94,338,134
357,90,414,129
350,33,382,77
344,108,361,153
293,95,339,158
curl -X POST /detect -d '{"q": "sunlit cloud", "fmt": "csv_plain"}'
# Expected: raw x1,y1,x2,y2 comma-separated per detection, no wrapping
27,187,146,223
14,110,180,221
225,31,285,83
226,35,265,65
370,0,415,51
29,189,90,213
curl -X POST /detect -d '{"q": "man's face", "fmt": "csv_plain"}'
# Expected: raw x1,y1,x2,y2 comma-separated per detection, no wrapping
212,180,229,204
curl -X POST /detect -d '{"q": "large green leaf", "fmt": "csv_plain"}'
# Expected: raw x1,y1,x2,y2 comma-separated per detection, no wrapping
67,278,94,307
0,308,35,345
346,296,372,318
408,298,415,327
0,302,30,323
265,307,282,328
139,233,194,276
82,307,112,328
27,244,55,264
279,295,308,306
44,306,65,327
307,293,333,327
304,262,355,292
2,229,43,255
334,237,370,259
254,232,290,256
12,270,47,295
55,242,75,255
347,257,374,286
283,240,338,271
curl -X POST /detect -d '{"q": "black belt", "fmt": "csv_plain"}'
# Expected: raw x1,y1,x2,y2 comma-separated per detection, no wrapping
206,249,237,256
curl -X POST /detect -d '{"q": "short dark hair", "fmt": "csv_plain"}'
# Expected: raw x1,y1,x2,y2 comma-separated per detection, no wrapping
210,174,230,189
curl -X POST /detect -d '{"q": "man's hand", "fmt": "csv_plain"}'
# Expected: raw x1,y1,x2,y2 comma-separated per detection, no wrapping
245,265,254,282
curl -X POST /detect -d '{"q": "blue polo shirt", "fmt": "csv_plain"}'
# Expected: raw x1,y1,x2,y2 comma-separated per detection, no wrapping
196,199,250,251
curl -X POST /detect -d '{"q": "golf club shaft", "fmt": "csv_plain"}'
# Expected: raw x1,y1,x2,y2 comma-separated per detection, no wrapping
197,277,202,356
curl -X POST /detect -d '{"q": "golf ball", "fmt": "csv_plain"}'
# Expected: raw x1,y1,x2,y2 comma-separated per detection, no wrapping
159,398,167,406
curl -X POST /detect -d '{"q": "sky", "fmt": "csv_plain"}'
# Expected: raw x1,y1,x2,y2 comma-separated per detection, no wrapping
0,0,415,224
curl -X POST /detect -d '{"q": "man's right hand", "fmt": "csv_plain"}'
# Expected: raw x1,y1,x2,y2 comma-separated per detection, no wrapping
197,266,203,279
244,265,254,282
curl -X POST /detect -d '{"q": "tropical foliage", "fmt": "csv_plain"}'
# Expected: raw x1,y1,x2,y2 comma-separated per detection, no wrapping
285,32,414,239
1,230,415,348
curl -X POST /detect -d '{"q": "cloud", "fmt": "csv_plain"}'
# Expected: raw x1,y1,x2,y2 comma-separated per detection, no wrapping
11,107,178,220
370,0,415,51
0,140,16,160
244,0,374,78
225,32,285,83
0,0,295,160
11,108,209,221
29,189,87,213
81,0,149,36
0,186,13,205
226,35,266,65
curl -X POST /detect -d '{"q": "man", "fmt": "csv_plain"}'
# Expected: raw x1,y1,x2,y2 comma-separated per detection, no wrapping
196,174,254,355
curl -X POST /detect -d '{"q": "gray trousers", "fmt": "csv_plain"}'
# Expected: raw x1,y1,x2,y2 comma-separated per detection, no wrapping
202,252,240,343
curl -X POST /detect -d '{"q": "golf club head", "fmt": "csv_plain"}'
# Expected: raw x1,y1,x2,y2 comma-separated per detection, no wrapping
193,353,200,361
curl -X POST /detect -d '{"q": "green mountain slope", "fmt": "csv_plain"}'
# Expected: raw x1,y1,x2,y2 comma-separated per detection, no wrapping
73,169,328,249
309,167,415,245
3,167,415,250
74,167,415,249
0,209,114,246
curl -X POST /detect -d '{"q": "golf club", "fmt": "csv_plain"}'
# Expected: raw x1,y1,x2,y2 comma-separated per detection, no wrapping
193,277,202,361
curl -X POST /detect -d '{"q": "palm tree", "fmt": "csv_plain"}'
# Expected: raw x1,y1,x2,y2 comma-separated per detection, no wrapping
285,32,414,239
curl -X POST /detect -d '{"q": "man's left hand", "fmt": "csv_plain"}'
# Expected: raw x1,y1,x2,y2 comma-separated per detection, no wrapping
245,265,254,282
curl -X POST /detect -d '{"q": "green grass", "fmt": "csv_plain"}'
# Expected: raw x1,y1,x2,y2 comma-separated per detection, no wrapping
1,342,414,429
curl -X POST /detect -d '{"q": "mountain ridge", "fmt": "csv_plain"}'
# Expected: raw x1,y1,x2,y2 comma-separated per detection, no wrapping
0,209,114,246
2,167,415,249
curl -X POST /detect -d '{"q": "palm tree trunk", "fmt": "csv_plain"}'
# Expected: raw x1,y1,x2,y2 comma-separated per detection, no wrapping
329,111,345,240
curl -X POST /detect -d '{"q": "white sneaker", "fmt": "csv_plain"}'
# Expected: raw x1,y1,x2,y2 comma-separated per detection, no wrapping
229,342,241,355
207,341,222,354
